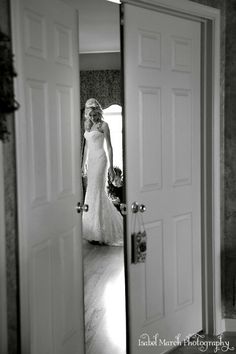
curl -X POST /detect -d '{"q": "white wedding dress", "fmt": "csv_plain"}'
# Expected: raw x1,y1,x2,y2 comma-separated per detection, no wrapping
82,130,123,246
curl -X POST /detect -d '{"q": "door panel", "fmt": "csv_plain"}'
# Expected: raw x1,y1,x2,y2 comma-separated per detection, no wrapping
123,4,201,353
15,0,84,353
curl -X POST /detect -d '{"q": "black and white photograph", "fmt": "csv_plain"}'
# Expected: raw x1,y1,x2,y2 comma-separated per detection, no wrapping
1,0,236,353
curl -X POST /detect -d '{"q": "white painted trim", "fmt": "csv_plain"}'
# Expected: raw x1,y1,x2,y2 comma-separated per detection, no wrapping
122,0,220,18
79,49,120,54
122,0,223,336
0,142,8,354
211,10,223,335
200,12,223,337
201,18,210,335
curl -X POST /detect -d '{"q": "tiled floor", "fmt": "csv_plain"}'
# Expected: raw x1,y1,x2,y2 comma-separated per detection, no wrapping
171,333,236,353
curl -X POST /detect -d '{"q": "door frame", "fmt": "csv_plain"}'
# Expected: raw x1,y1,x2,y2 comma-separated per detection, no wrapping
122,0,222,336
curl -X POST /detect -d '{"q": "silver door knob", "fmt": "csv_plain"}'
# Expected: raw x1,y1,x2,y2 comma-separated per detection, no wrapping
120,203,127,215
131,201,139,213
76,202,89,213
139,204,146,213
131,201,146,213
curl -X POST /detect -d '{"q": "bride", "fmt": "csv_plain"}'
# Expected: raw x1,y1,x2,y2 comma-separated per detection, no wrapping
82,98,123,246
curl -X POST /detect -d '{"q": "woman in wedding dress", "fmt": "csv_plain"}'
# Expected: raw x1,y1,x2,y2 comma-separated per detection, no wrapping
82,98,123,246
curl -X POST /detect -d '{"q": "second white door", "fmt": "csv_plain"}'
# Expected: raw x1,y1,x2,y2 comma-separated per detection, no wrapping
123,4,202,353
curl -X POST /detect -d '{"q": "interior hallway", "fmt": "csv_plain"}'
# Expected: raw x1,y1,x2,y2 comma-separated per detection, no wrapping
83,240,126,354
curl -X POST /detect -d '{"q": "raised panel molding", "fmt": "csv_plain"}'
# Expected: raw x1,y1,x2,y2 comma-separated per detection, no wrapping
139,87,162,192
171,36,192,73
24,9,46,59
138,29,161,69
56,85,74,197
26,80,50,207
173,213,193,309
172,88,192,187
144,220,165,323
54,23,73,67
59,230,77,342
31,240,53,354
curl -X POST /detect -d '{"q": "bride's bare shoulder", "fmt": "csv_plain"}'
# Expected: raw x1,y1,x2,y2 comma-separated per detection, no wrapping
101,121,109,131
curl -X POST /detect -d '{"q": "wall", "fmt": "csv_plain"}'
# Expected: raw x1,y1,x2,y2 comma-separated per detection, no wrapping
77,0,120,53
80,70,121,109
223,0,236,319
0,0,20,353
0,143,8,354
80,52,121,71
80,52,121,110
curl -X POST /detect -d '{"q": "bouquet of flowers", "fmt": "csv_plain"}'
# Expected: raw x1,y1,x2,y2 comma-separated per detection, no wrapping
107,166,123,205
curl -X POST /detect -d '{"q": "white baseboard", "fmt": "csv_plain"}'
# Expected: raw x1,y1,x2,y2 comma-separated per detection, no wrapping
224,319,236,332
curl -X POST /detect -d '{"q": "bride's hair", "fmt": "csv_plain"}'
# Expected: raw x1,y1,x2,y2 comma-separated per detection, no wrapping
84,98,103,131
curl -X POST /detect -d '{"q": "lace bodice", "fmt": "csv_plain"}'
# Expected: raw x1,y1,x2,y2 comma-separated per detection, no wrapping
84,130,105,152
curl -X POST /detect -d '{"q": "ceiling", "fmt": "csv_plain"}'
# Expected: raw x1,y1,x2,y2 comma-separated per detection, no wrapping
77,0,120,53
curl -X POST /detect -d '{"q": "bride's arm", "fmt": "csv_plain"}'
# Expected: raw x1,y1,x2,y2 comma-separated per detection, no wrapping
103,121,115,181
82,140,88,176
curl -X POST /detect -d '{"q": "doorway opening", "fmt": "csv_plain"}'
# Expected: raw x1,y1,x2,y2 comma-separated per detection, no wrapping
78,1,126,353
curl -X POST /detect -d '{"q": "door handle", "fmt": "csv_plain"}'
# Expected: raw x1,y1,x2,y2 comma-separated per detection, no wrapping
129,202,147,263
131,201,146,213
119,202,147,215
76,202,89,213
120,203,127,215
139,204,146,213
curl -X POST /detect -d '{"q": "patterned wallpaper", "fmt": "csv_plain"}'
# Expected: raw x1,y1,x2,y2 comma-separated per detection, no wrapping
222,0,236,319
80,70,121,110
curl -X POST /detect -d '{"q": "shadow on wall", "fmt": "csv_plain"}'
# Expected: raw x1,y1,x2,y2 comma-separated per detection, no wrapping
222,247,236,318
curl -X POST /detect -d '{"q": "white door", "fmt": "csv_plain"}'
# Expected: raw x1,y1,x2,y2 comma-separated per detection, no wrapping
13,0,84,353
123,3,202,353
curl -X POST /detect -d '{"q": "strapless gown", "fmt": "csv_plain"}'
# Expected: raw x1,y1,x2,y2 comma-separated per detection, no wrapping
82,130,123,246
